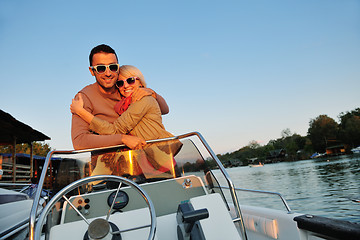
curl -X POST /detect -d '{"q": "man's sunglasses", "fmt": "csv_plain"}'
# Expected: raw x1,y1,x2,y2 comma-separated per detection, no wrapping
115,77,139,88
91,64,119,74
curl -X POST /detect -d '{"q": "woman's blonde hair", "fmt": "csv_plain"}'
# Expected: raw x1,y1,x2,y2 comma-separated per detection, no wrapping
119,65,146,88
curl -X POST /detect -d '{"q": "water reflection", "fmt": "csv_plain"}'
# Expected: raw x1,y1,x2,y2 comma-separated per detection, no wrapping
225,155,360,223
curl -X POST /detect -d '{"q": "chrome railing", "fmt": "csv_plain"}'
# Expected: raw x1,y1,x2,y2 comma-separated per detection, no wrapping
187,132,248,240
217,186,292,213
0,182,31,191
29,132,248,240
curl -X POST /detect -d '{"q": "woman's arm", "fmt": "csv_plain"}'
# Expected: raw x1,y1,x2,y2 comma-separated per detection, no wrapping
90,96,154,135
70,93,146,149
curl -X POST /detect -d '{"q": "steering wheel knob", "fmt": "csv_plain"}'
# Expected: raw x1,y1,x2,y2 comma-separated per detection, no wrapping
88,218,111,240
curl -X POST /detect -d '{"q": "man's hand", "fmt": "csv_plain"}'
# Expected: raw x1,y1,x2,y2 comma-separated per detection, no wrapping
122,135,146,149
132,87,156,102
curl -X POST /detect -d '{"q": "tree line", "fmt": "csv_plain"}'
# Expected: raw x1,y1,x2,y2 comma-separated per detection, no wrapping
0,142,52,157
217,108,360,166
1,108,359,166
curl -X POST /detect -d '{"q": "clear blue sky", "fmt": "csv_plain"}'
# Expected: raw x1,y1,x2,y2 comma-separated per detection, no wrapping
0,0,359,154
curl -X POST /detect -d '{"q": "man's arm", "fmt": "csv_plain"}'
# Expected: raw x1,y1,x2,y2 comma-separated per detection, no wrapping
71,114,123,150
132,88,169,115
155,93,169,115
72,114,145,150
71,93,145,150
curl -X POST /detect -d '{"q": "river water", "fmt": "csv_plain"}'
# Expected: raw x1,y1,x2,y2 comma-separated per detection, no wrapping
220,154,360,223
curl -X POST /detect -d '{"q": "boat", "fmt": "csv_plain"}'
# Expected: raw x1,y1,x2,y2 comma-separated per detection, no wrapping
28,132,360,240
351,146,360,154
249,163,263,168
0,185,45,239
310,152,327,159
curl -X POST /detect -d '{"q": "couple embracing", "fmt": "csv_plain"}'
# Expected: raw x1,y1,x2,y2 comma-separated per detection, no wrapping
70,44,180,179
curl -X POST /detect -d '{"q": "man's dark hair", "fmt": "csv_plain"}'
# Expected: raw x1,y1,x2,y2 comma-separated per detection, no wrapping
89,44,118,66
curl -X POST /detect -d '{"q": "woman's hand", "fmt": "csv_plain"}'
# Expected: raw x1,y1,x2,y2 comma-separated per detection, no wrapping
70,93,84,114
132,87,156,102
122,135,147,149
70,93,95,124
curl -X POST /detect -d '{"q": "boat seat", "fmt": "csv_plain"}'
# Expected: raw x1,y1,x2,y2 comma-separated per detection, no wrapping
189,193,242,240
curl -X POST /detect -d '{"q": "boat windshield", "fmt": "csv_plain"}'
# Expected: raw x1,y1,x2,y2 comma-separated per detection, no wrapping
45,135,225,197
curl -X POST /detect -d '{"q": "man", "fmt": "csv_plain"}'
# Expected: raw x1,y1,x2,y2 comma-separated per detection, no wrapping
71,44,169,150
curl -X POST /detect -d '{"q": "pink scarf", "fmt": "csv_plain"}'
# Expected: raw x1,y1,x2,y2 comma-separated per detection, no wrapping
114,94,132,115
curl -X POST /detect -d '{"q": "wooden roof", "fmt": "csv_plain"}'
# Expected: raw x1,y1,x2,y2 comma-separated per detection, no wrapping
0,109,50,144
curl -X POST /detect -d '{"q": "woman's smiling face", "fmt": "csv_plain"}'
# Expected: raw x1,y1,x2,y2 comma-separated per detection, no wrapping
118,75,142,97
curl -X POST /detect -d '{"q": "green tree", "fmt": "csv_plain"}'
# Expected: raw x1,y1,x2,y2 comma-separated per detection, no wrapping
338,108,360,148
0,142,51,157
248,140,260,149
281,128,292,138
307,115,339,152
268,130,308,160
338,108,360,124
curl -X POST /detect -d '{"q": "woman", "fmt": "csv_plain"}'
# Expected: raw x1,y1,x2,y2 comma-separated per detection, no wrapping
71,65,180,179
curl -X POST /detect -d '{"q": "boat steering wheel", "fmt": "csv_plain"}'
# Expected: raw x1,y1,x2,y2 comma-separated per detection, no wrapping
34,175,156,240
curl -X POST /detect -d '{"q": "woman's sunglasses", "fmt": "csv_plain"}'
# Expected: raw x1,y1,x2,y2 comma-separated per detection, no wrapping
91,64,119,74
115,77,139,88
